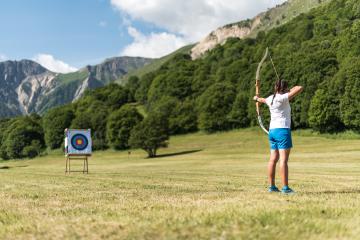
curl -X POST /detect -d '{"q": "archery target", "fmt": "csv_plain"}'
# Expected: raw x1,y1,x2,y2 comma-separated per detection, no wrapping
71,134,89,151
65,129,92,155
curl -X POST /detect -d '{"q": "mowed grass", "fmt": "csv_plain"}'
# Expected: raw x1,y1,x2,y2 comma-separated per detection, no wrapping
1,129,360,240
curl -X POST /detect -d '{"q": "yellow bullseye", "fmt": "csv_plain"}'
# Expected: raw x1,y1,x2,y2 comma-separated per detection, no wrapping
76,139,83,145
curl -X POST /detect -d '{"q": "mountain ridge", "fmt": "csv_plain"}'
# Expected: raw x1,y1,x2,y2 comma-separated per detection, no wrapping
191,0,332,59
0,56,153,118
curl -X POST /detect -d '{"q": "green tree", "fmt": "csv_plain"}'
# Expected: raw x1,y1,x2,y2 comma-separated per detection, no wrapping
339,58,360,129
71,101,109,150
43,106,75,149
169,99,198,134
129,114,169,158
227,92,250,128
0,119,15,160
1,117,45,159
107,105,143,150
135,72,156,104
126,76,140,102
150,96,197,134
308,88,343,132
83,83,130,110
197,83,236,132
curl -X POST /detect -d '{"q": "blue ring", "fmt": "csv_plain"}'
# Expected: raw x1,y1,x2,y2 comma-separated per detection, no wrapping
71,134,89,151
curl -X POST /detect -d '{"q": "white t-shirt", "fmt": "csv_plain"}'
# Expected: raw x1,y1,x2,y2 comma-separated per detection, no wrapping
265,93,291,129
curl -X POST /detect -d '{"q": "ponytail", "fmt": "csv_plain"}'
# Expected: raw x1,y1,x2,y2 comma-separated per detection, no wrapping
271,91,277,106
271,80,288,105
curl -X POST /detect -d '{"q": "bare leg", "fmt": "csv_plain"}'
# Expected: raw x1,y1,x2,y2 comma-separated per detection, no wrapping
268,150,279,186
279,149,291,186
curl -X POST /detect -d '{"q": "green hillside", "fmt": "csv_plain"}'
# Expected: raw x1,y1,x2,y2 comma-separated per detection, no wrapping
117,44,194,83
1,129,360,239
131,0,360,133
55,69,89,85
246,0,333,38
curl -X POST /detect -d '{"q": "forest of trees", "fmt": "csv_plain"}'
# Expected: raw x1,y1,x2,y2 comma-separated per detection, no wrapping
0,0,359,159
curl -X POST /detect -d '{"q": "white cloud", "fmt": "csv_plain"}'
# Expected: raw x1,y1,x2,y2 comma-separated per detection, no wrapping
111,0,285,57
121,27,187,58
0,54,8,61
111,0,287,42
33,54,78,73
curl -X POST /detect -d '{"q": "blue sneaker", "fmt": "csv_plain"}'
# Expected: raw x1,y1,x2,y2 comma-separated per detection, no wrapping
281,186,295,194
268,186,280,193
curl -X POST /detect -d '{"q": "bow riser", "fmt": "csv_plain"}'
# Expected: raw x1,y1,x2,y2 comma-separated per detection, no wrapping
255,48,269,135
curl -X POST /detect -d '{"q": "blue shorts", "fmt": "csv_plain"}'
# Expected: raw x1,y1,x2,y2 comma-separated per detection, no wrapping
269,128,293,150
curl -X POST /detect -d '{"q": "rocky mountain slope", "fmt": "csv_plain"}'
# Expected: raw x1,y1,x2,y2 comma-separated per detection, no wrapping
0,57,152,118
0,60,57,117
191,0,331,59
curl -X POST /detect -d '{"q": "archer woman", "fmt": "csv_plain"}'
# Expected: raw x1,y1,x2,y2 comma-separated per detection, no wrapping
253,80,303,194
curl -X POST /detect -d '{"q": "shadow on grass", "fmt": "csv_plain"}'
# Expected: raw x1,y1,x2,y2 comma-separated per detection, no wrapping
0,165,28,170
306,189,360,194
154,149,203,158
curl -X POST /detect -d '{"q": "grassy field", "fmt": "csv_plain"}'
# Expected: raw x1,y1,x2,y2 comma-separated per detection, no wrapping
1,128,360,239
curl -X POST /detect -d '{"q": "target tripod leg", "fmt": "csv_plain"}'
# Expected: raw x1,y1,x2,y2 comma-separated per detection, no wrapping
86,157,89,174
83,158,85,174
65,157,68,173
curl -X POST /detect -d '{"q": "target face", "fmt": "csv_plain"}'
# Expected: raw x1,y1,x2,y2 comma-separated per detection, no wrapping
65,129,92,156
71,134,89,151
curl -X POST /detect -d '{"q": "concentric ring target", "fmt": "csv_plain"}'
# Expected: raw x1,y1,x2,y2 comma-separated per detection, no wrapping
71,134,89,151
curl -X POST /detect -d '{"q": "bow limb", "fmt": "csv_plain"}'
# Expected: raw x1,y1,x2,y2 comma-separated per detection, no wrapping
255,48,269,135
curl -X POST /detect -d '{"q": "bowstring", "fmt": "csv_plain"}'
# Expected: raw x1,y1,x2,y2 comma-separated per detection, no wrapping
268,50,281,81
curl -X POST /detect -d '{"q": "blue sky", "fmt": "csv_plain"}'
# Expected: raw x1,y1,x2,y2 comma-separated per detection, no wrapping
0,0,286,72
0,0,144,68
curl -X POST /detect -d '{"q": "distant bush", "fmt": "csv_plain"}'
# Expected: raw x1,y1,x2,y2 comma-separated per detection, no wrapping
0,116,45,159
22,140,43,159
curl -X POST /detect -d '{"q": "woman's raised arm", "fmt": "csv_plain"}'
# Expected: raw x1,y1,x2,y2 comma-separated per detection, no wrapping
288,86,303,101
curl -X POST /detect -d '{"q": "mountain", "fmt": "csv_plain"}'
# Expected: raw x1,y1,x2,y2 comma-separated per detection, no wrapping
191,0,331,59
118,44,194,83
0,60,57,117
0,57,152,118
88,56,154,85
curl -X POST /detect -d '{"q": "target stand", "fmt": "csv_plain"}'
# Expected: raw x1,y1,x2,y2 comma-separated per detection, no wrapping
64,129,92,174
65,155,89,174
